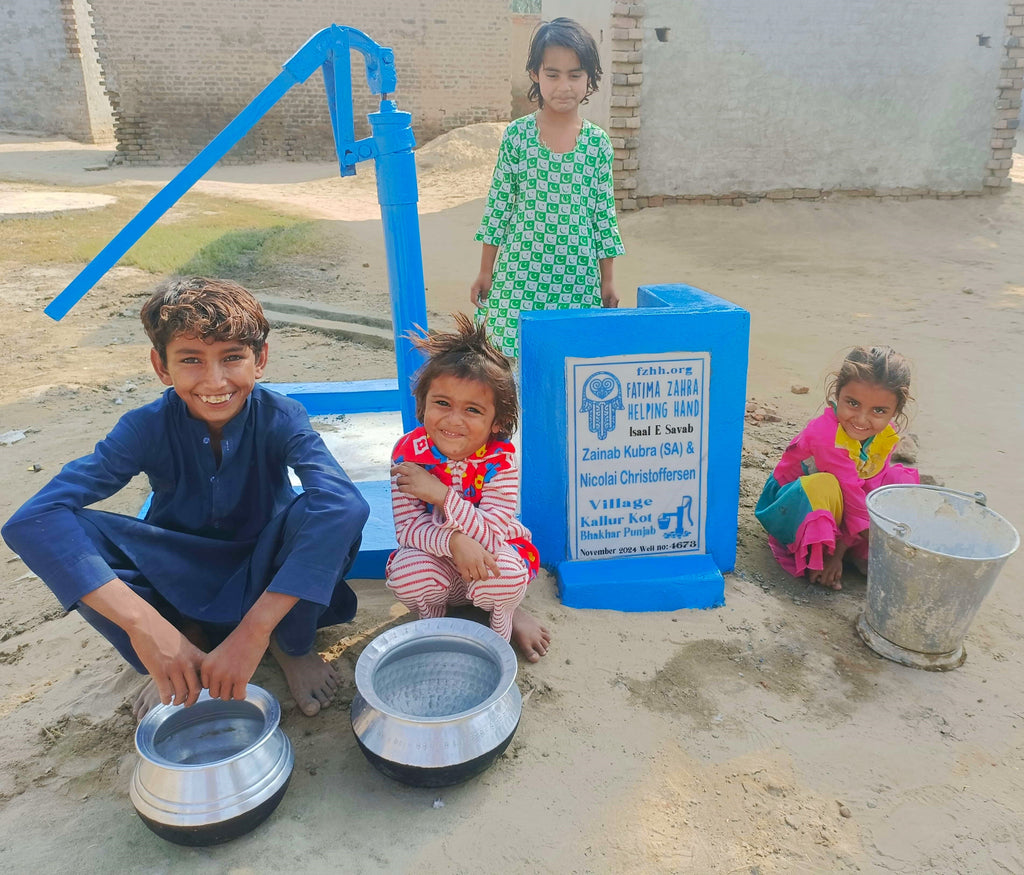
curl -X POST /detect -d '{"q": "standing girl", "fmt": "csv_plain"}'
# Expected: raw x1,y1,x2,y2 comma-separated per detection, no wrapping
755,346,920,590
470,17,625,358
386,314,549,660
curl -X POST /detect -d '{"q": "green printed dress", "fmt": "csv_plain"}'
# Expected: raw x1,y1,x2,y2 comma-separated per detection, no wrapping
475,113,625,357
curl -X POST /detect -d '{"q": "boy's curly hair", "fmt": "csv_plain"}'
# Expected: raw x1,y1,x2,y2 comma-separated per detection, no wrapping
826,345,914,431
411,313,519,440
140,277,270,363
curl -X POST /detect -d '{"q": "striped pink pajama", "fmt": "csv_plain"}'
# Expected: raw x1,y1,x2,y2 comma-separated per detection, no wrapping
387,433,536,641
385,546,530,640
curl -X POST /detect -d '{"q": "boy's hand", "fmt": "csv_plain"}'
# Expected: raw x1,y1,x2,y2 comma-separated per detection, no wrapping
200,590,298,704
128,616,206,708
392,462,448,506
598,256,618,308
201,625,270,703
450,531,500,582
81,578,205,708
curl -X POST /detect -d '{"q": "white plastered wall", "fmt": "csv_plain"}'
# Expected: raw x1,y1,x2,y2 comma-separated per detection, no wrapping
639,0,1007,195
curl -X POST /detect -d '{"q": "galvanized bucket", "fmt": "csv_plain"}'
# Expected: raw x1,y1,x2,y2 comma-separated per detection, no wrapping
857,484,1019,670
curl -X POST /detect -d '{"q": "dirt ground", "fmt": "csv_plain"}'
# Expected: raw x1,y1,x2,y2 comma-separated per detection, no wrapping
1,126,1023,874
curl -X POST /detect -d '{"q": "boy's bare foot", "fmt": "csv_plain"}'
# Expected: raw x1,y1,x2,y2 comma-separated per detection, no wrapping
511,607,550,662
133,679,164,721
269,637,338,717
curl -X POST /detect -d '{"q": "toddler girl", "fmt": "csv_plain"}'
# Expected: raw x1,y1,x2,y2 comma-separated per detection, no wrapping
470,17,625,358
386,314,549,658
755,346,920,590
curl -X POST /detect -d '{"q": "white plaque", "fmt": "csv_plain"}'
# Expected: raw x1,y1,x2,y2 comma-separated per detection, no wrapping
567,352,710,560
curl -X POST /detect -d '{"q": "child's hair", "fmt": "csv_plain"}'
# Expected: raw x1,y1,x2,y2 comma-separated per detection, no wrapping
140,276,270,364
410,313,519,440
526,17,602,108
826,345,914,430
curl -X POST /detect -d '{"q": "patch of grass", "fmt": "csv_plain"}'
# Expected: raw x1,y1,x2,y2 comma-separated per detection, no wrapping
179,223,322,277
0,185,324,276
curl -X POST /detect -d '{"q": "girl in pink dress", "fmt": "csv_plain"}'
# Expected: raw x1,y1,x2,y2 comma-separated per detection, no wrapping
755,346,919,590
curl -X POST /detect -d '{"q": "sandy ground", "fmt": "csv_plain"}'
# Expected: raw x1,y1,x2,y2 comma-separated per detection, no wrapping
1,126,1023,873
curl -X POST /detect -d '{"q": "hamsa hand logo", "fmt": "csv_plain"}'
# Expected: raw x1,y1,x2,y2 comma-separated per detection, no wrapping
580,371,623,440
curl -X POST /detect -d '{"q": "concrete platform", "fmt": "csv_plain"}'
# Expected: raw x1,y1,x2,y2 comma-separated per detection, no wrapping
258,295,394,349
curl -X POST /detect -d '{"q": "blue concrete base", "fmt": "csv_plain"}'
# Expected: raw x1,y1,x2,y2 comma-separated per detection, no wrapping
520,284,749,614
262,379,400,416
261,381,399,578
139,477,396,581
348,479,396,579
555,553,725,612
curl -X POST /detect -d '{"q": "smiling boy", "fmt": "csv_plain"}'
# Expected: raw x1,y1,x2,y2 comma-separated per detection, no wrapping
2,278,369,717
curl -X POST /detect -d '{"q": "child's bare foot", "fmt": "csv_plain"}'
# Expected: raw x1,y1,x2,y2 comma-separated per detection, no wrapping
269,637,338,717
133,679,164,721
511,607,550,662
807,568,843,590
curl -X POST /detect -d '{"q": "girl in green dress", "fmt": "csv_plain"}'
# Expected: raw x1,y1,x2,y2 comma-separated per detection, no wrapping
471,17,626,358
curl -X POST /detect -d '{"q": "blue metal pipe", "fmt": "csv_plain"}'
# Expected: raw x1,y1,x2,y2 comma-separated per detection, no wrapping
370,101,427,431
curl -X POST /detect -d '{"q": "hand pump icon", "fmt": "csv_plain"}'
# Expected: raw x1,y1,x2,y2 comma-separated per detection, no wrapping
658,497,695,538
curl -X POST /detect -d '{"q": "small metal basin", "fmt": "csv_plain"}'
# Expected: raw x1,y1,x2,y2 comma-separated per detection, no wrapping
351,618,522,787
131,684,293,846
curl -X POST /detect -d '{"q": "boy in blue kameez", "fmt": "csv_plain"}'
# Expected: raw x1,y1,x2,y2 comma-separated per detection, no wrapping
2,277,369,718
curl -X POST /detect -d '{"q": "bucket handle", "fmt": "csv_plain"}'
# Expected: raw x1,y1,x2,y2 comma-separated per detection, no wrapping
870,485,988,537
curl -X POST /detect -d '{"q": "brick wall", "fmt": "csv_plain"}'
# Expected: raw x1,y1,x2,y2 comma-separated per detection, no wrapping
986,3,1024,190
549,0,1021,210
608,5,643,210
511,13,542,118
0,0,108,141
88,0,510,164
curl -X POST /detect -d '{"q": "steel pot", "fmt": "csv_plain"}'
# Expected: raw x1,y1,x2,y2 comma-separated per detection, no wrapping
131,684,293,846
351,618,522,787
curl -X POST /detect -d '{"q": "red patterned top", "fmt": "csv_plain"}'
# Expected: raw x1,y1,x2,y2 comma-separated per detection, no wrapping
391,427,539,576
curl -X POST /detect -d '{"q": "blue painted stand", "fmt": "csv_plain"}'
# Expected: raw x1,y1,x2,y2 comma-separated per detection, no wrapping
262,379,400,416
261,380,398,579
344,479,395,579
519,284,749,611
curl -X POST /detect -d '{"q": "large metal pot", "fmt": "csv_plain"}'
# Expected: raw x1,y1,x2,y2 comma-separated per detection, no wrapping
131,684,293,845
351,618,522,787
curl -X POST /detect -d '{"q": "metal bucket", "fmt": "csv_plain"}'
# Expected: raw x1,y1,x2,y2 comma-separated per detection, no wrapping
857,484,1019,670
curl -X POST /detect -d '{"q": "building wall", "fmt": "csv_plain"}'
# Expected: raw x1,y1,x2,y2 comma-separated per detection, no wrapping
546,0,1021,206
511,13,541,119
638,0,1007,197
0,0,112,142
87,0,510,164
